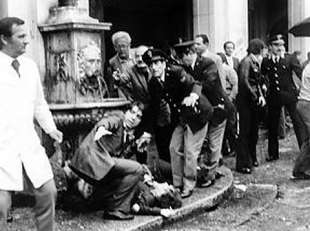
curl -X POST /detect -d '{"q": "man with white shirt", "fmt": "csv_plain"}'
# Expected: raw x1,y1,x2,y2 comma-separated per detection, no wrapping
223,41,239,73
0,17,63,231
292,63,310,179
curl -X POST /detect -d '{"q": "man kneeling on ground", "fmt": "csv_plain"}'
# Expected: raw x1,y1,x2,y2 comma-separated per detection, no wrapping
67,102,147,220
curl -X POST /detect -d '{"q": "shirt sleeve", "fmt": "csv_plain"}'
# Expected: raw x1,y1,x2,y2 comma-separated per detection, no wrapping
33,63,57,134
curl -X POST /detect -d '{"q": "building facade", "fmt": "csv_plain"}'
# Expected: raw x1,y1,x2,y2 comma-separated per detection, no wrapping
0,0,309,78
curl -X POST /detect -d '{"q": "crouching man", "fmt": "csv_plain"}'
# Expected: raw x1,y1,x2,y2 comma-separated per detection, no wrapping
68,102,147,220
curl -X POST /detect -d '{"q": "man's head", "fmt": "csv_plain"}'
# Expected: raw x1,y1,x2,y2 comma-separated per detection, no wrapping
194,34,209,55
142,49,167,78
112,31,131,60
124,102,144,129
293,50,302,63
268,34,285,57
247,38,265,56
223,41,235,57
174,41,197,66
0,17,28,58
134,45,149,68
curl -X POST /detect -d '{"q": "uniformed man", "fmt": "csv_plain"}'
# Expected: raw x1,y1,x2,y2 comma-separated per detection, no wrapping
143,48,212,198
261,34,307,161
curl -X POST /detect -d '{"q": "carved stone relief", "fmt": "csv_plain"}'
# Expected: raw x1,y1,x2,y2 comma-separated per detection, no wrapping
77,42,108,99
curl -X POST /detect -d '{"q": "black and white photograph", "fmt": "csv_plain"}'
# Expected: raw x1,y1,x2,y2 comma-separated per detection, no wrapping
1,0,310,230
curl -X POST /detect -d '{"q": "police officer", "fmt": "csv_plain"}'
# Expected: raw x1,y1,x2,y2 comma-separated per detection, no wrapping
143,48,212,198
261,34,306,161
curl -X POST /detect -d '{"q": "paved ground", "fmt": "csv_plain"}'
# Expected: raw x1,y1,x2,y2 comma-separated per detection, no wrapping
164,130,310,231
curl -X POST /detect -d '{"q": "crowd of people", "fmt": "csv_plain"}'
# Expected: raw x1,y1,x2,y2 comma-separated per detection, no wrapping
1,15,310,230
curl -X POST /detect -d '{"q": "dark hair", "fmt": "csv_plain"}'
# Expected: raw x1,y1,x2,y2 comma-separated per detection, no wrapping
224,41,235,50
196,34,209,44
0,17,24,37
293,50,301,56
247,38,265,55
129,101,145,112
158,189,182,209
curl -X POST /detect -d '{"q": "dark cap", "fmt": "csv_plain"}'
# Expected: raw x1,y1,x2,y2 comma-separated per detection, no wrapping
142,48,168,65
173,40,196,57
268,34,285,45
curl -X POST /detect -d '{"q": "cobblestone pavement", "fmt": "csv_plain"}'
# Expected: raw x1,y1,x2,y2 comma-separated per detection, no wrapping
164,130,310,231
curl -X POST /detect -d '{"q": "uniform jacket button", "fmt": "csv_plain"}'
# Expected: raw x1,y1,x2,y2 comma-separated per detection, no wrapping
274,73,278,77
276,87,280,91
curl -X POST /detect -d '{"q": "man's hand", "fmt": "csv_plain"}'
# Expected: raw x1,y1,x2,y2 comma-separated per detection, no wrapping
258,96,266,107
136,132,152,152
112,68,130,83
94,126,112,141
49,129,63,143
182,93,199,107
262,84,267,94
160,208,175,218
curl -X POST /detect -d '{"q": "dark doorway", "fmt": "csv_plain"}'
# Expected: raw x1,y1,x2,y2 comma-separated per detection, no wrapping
248,0,288,45
90,0,193,60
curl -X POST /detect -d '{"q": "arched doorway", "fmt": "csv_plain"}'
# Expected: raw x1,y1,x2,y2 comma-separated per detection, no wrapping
248,0,288,45
90,0,193,59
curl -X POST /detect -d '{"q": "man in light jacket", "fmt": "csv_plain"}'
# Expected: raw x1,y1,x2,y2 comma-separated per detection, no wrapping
0,17,63,231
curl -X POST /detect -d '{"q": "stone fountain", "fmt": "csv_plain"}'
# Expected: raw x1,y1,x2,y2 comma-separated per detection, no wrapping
38,0,129,168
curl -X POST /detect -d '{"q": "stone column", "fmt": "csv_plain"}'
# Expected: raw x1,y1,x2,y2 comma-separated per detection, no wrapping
288,0,310,60
193,0,248,59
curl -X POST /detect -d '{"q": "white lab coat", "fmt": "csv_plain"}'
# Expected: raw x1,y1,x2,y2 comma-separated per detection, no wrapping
0,52,56,191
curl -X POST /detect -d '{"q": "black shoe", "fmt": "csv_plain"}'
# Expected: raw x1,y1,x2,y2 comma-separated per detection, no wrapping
236,167,251,174
266,156,278,162
253,161,259,167
181,189,193,198
103,211,134,220
291,172,310,180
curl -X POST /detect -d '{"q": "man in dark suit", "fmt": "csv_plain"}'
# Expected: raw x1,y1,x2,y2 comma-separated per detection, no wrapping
115,45,152,163
106,31,134,97
175,41,233,167
69,102,145,220
143,49,212,198
261,34,307,161
222,41,240,73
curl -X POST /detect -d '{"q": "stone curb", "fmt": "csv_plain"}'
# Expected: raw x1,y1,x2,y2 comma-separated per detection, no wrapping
126,166,234,231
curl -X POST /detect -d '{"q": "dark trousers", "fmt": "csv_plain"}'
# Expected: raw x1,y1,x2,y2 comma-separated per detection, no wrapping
222,101,238,155
268,101,306,159
293,100,310,174
154,124,175,163
236,98,260,169
89,158,143,214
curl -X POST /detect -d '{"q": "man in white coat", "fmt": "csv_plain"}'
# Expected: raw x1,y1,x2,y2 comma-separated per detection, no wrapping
0,17,63,231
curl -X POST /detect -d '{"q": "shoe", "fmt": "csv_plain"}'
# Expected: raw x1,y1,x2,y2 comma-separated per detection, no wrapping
290,172,310,180
181,189,193,198
219,158,224,166
199,179,214,188
103,211,134,220
253,161,259,167
236,167,251,174
266,156,279,162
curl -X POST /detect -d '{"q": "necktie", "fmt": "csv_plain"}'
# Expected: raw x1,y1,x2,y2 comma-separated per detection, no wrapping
11,59,20,77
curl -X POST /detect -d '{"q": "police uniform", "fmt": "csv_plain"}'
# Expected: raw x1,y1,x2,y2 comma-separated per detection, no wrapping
143,49,213,197
261,34,306,161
